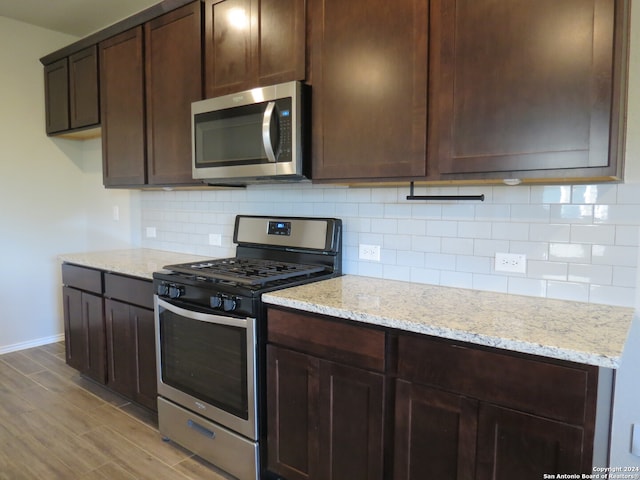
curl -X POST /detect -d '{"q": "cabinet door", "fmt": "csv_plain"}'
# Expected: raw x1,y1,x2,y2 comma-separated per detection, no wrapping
266,345,320,480
69,46,99,129
204,0,256,97
145,2,203,186
256,0,305,86
310,0,428,181
393,380,477,480
432,0,622,179
84,292,106,384
44,58,69,134
63,286,85,372
105,299,135,398
100,27,146,187
318,360,384,480
476,404,586,480
132,305,157,411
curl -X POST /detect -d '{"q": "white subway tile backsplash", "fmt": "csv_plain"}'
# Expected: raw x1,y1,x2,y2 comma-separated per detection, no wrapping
530,185,572,204
549,243,592,263
568,263,613,285
570,224,616,245
140,182,640,307
546,281,589,302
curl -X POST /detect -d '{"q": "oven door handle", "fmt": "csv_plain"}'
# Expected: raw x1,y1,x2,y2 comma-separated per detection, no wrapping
155,296,254,329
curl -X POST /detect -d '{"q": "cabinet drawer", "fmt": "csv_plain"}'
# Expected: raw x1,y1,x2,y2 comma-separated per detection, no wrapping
267,308,386,372
62,263,103,294
397,334,596,425
104,273,154,309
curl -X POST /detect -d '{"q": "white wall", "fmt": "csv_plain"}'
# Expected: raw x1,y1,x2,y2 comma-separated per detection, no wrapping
0,16,138,353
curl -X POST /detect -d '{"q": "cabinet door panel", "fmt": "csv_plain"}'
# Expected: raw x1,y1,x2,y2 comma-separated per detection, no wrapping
132,306,157,411
84,292,106,384
476,404,586,480
145,2,203,185
433,0,618,177
63,287,85,371
266,345,319,480
393,380,477,480
257,0,305,85
311,0,428,180
318,361,384,480
69,46,99,129
204,0,256,97
44,58,69,134
105,299,135,397
100,27,146,187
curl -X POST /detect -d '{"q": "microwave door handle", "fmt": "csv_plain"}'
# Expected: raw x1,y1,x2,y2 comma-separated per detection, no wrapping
262,101,277,163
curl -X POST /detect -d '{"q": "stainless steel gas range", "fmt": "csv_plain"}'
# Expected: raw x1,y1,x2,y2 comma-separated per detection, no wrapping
153,215,342,480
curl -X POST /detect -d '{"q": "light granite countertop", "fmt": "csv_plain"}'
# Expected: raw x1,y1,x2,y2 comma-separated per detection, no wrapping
263,275,635,369
58,248,211,280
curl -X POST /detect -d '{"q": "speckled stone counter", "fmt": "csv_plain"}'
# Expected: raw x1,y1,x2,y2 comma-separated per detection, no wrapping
58,248,210,280
263,275,635,368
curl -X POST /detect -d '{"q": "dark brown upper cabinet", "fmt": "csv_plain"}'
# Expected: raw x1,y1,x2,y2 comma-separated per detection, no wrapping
44,45,99,136
204,0,306,98
145,2,203,186
44,58,69,134
100,2,203,188
309,0,429,181
100,27,147,187
69,46,100,130
430,0,629,182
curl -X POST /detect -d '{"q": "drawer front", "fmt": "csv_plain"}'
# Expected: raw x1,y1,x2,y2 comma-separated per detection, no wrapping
397,334,596,425
62,263,103,294
104,273,154,309
267,308,386,372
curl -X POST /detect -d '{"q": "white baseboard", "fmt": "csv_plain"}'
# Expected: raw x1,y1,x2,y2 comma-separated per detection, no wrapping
0,333,65,356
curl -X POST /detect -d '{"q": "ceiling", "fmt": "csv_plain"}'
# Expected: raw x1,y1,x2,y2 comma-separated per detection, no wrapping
0,0,161,37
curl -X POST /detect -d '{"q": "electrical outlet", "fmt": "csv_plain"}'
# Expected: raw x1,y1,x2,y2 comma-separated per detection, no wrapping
495,252,527,273
359,244,381,262
146,227,157,238
208,233,222,246
112,206,120,221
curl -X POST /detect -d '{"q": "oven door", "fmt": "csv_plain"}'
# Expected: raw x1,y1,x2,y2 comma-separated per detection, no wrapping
154,296,257,441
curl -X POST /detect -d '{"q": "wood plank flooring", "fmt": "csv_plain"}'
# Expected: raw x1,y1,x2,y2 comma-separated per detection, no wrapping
0,342,233,479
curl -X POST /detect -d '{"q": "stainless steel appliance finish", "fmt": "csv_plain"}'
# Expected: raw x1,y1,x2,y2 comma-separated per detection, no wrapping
191,81,308,185
153,215,342,480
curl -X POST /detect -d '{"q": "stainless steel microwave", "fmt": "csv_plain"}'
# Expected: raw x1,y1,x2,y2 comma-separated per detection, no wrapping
192,81,308,185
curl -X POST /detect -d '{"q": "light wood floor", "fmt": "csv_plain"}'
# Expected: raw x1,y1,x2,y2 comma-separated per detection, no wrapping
0,342,233,479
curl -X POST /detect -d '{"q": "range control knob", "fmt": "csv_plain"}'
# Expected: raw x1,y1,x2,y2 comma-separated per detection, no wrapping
210,295,223,309
168,285,184,299
156,283,169,297
222,297,237,312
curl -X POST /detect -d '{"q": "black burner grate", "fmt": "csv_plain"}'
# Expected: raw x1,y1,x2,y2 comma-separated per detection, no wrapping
163,258,326,286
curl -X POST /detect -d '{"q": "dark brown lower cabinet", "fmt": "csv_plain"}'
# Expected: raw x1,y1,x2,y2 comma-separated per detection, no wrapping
105,299,157,411
266,307,599,479
393,380,477,479
266,345,385,480
62,286,106,384
475,404,584,480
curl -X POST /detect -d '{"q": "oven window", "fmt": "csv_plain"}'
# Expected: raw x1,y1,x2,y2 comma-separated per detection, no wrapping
159,309,249,419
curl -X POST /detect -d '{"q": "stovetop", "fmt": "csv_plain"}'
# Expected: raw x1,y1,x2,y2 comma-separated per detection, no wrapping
163,257,327,286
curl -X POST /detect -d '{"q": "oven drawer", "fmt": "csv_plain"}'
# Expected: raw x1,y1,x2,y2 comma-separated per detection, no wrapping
158,398,258,480
62,263,103,294
104,273,153,309
267,307,386,372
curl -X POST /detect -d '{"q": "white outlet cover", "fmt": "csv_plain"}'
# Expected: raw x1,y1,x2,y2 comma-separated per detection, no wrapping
359,244,381,262
146,227,157,238
209,233,222,246
495,252,527,273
